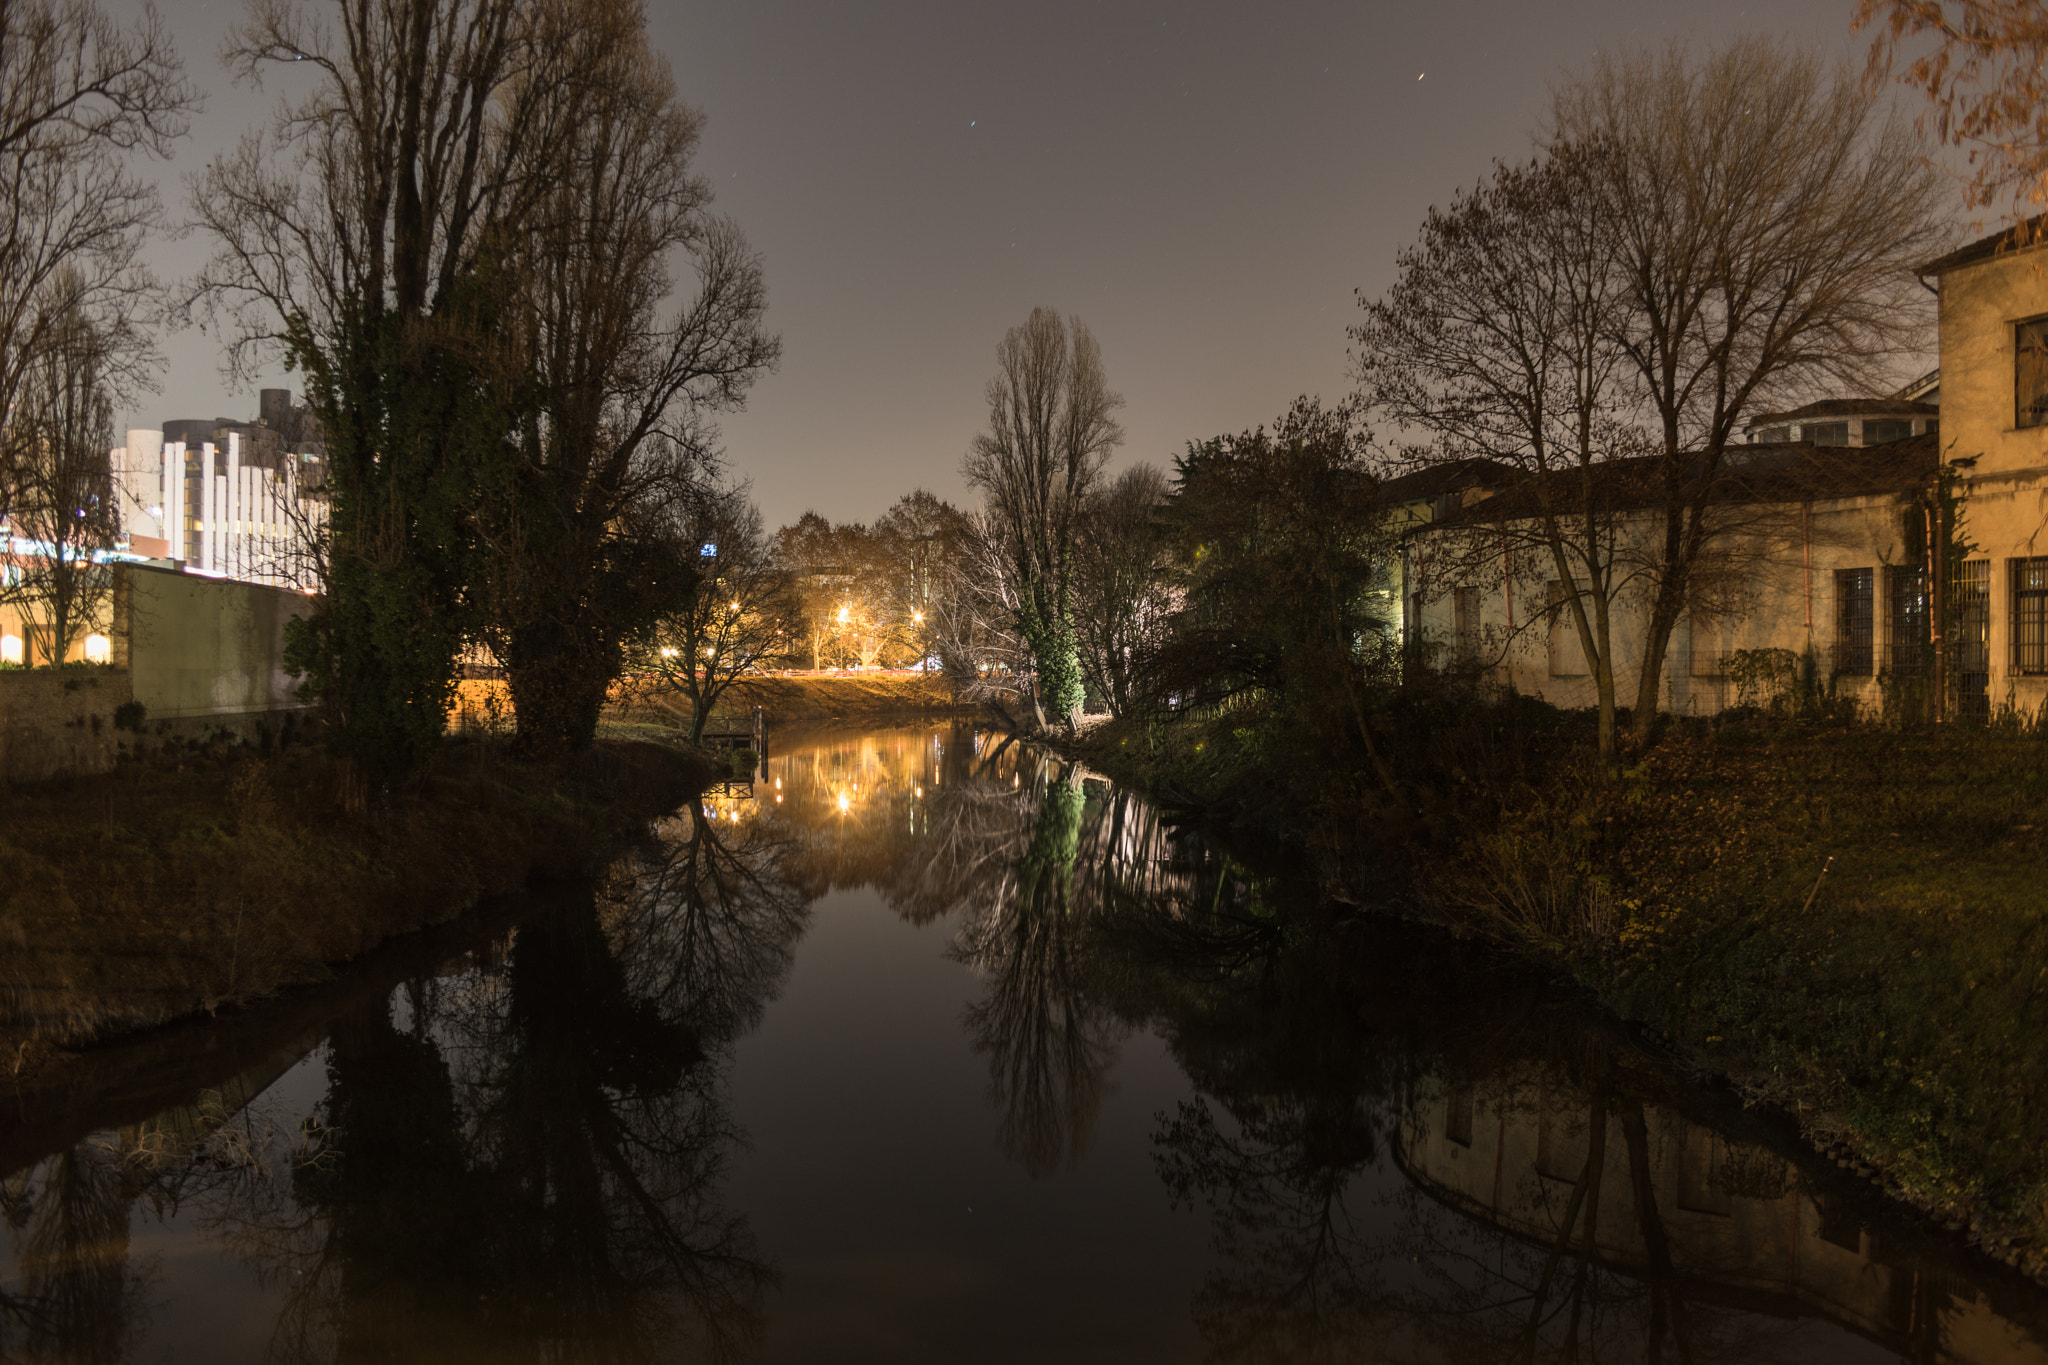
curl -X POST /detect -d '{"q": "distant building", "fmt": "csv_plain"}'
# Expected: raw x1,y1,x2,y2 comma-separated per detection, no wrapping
113,388,327,589
1401,219,2048,720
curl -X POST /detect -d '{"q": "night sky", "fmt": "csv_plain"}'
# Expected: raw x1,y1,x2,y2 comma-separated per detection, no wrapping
129,0,1912,529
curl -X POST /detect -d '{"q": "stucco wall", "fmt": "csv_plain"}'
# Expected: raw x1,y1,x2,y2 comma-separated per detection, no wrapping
120,564,313,721
1938,248,2048,480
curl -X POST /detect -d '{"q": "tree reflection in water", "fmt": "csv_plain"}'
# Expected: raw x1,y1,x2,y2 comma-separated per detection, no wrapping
0,795,806,1365
953,772,1122,1177
9,726,2043,1363
0,1139,143,1364
1109,858,1938,1365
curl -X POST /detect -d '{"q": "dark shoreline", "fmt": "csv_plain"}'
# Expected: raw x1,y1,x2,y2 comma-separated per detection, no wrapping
1033,712,2048,1289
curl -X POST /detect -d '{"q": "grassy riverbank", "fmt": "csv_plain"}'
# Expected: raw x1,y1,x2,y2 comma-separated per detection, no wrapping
0,735,716,1077
1556,725,2048,1254
1071,706,2048,1270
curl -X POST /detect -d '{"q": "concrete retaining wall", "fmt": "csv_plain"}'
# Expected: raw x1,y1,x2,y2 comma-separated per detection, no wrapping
0,565,315,784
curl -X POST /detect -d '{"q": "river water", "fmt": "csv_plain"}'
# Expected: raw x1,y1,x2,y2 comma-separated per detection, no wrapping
2,722,2044,1363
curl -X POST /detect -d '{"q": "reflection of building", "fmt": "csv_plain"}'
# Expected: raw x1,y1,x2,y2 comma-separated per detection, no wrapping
1399,1072,2048,1364
114,388,327,588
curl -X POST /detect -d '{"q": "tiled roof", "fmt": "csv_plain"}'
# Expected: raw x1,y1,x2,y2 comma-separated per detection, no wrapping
1747,398,1937,425
1919,217,2048,277
1415,433,1938,527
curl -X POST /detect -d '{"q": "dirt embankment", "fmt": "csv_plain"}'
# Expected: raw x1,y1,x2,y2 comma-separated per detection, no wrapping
0,736,717,1080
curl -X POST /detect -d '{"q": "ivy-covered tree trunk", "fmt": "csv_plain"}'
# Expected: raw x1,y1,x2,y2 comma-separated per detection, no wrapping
287,314,506,790
1021,595,1084,731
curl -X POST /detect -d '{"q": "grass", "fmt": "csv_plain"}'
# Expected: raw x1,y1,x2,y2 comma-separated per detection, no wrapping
1579,725,2048,1248
0,733,715,1078
1072,696,2048,1268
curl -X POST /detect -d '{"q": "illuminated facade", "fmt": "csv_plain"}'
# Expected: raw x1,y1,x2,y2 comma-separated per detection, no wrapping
113,388,327,590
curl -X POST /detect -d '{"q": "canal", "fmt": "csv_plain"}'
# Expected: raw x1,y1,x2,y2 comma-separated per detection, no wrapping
1,722,2043,1362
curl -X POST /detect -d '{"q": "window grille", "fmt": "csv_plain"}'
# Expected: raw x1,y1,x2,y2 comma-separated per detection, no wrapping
1887,565,1930,675
2014,557,2048,674
1958,559,1991,717
2020,319,2048,429
1834,568,1873,675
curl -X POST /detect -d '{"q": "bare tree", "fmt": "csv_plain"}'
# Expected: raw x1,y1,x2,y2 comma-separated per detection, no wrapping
932,504,1034,719
962,308,1124,730
480,0,779,751
5,289,119,664
1857,0,2048,233
0,0,194,506
1070,462,1171,718
1354,150,1649,765
873,489,968,670
1551,40,1945,740
644,486,798,742
191,0,578,784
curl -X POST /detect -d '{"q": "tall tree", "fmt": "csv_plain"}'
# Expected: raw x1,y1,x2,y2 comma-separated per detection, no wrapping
872,489,967,670
1152,401,1404,804
479,0,778,751
1353,150,1647,765
0,0,193,517
194,0,568,788
1552,39,1944,739
5,288,119,664
1070,462,1170,718
646,486,798,741
962,308,1124,730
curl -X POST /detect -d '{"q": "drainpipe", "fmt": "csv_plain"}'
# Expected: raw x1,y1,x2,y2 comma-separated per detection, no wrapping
1926,495,1944,724
1802,502,1812,634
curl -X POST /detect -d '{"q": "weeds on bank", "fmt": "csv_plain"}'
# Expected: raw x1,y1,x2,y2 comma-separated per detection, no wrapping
0,734,710,1071
1442,717,2048,1231
1091,680,2048,1239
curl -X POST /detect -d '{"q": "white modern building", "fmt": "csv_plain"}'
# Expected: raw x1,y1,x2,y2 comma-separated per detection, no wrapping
113,388,327,591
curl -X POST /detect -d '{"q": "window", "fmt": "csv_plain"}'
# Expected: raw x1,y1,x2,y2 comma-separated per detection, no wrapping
1862,418,1914,445
1803,421,1850,446
1959,559,1991,716
1445,1082,1474,1148
1453,587,1482,661
1817,1194,1863,1252
1887,565,1930,675
1835,568,1874,676
1676,1128,1733,1216
2014,557,2048,674
2019,318,2048,429
1752,425,1791,444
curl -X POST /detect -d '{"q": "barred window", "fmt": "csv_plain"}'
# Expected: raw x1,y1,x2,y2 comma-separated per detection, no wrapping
1834,568,1873,676
2015,558,2048,674
1958,559,1992,718
2020,319,2048,429
1887,565,1930,675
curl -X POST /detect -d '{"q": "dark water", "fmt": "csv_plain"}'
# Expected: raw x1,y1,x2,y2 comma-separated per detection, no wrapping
2,723,2043,1363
